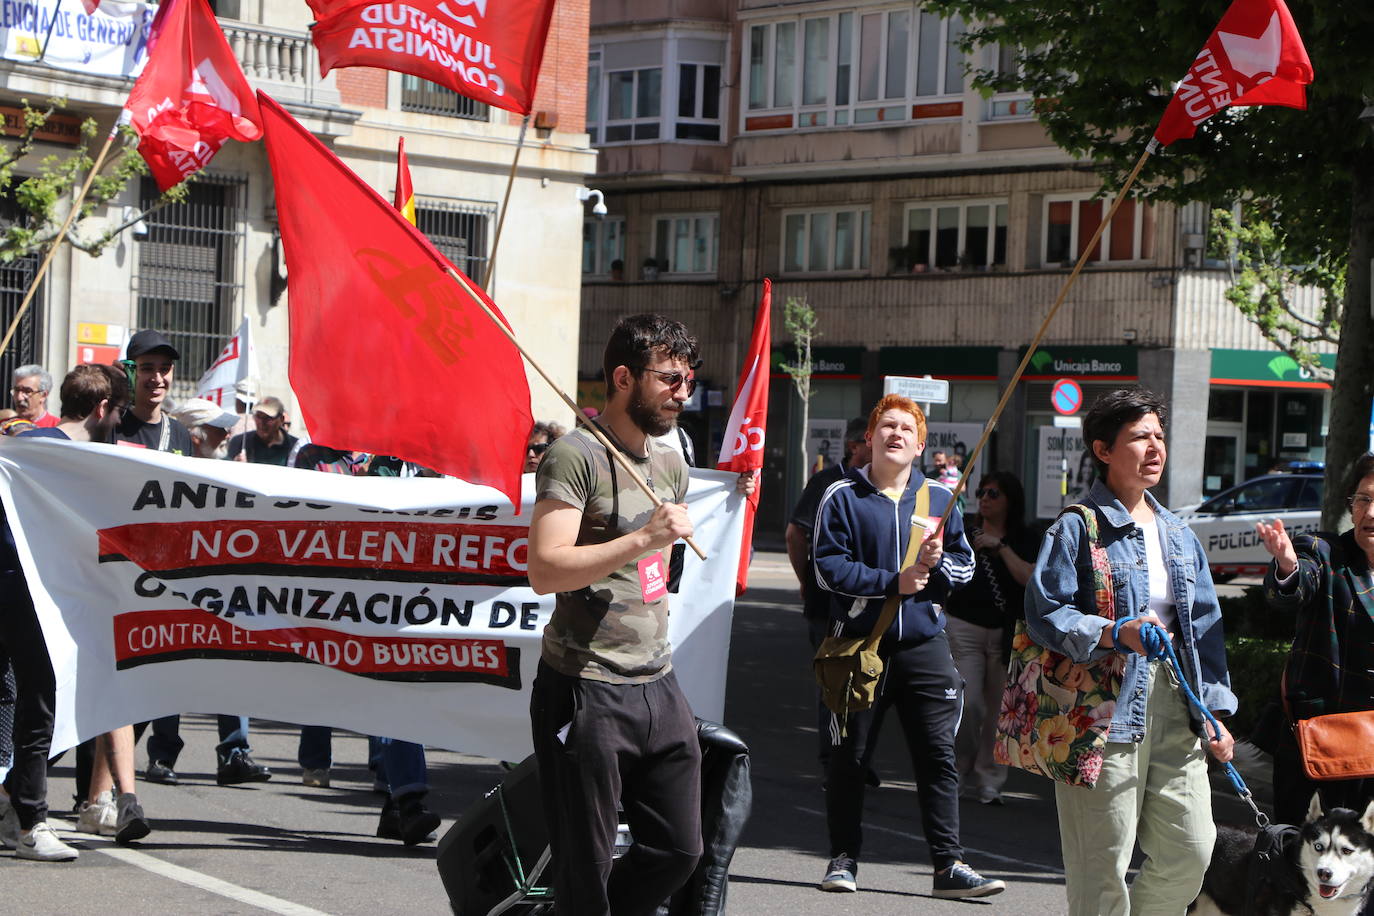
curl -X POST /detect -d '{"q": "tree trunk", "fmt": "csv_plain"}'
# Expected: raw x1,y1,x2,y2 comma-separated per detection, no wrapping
1321,142,1374,530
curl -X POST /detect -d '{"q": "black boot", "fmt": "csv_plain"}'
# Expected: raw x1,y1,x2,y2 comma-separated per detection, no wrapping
397,791,440,846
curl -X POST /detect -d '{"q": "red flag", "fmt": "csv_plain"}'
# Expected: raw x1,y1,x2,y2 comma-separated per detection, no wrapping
394,138,416,225
715,279,771,595
122,0,261,191
257,92,532,507
306,0,557,115
81,0,100,13
1153,0,1312,147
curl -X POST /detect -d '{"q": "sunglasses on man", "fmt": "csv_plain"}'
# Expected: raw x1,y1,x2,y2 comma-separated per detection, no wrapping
636,366,698,397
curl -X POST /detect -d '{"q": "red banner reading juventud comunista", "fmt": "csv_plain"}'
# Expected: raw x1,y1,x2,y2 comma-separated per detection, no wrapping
307,0,557,115
113,609,521,686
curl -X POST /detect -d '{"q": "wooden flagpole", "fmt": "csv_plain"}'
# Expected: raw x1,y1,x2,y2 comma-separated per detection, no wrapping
481,115,530,290
931,145,1156,535
0,125,120,359
445,265,708,561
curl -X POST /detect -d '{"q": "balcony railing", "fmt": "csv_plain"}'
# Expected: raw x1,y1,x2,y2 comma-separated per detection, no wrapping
400,75,489,121
221,20,338,108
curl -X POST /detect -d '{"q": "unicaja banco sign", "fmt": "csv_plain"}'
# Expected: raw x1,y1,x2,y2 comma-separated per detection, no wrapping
1023,346,1138,379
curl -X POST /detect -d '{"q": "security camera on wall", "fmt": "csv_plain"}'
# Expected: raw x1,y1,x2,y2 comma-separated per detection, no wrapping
578,187,607,220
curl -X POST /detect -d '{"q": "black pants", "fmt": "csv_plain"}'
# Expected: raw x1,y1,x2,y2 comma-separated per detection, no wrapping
530,661,702,916
825,631,964,869
0,568,56,830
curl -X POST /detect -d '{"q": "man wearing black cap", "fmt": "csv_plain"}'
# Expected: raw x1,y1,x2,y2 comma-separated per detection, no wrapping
117,330,272,788
114,330,192,456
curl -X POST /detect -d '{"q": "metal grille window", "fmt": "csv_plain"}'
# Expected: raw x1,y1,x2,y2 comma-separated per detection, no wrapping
400,75,489,120
0,195,42,386
414,196,495,282
135,174,246,399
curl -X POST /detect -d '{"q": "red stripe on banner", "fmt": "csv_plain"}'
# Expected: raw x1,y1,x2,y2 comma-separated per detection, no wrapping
97,520,528,577
112,609,520,686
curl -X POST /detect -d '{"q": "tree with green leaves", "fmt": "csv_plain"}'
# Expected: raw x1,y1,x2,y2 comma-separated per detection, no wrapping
0,98,178,263
934,0,1373,528
779,294,819,488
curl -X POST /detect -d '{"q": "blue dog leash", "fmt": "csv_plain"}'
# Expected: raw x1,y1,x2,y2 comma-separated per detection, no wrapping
1112,616,1271,828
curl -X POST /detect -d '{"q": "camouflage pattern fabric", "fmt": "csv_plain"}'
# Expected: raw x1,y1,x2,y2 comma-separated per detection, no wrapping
535,426,688,684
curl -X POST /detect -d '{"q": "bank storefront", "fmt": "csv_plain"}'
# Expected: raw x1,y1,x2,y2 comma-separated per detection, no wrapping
1203,349,1333,497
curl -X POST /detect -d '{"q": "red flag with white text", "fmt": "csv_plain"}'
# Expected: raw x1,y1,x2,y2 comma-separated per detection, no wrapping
307,0,557,116
122,0,261,191
257,92,531,507
1153,0,1312,147
716,279,771,594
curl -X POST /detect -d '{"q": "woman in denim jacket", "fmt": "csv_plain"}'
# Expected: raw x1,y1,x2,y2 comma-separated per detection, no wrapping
1026,388,1237,916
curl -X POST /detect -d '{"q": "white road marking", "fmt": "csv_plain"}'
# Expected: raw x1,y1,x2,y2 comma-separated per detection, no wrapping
80,837,333,916
795,805,1065,874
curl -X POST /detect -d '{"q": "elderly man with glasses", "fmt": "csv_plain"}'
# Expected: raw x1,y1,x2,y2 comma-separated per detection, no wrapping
10,365,58,429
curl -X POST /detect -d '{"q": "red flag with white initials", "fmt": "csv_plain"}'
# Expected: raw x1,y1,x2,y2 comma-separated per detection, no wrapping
1153,0,1312,147
122,0,261,190
715,279,771,594
307,0,557,116
257,92,531,506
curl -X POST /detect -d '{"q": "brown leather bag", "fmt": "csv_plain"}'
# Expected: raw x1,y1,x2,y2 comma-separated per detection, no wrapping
1293,711,1374,781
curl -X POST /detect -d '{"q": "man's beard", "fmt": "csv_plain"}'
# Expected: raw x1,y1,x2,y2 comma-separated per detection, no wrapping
628,387,676,437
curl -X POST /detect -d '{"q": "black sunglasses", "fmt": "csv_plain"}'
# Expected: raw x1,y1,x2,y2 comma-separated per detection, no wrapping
975,487,1001,499
527,442,551,455
635,366,698,397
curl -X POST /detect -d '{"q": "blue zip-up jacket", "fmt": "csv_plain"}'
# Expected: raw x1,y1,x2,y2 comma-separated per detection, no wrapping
1025,481,1237,743
812,464,974,643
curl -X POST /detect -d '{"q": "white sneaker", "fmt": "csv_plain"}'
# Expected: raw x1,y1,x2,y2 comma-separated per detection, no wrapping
0,797,18,849
15,822,78,861
77,793,118,836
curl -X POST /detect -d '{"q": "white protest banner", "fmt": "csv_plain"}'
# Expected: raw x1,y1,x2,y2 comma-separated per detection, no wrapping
1035,425,1096,519
0,0,152,79
196,316,253,406
0,439,745,763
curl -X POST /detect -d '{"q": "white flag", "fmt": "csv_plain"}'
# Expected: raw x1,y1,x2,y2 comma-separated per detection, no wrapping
196,317,252,406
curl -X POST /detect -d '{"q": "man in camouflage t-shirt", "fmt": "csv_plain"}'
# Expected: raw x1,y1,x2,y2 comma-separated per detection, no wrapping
529,314,702,914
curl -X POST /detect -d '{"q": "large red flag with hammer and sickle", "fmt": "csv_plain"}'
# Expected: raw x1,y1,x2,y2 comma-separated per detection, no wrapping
122,0,261,191
715,279,771,594
257,92,532,507
1153,0,1312,147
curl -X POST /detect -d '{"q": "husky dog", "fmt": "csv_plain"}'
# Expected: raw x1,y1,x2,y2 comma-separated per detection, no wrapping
1190,795,1374,916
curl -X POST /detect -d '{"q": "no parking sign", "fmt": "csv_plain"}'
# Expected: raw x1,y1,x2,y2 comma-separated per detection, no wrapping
1051,378,1083,415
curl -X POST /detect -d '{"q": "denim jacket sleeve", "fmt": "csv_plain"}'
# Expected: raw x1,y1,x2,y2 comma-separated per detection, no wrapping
1185,530,1238,716
813,491,898,601
1024,512,1114,665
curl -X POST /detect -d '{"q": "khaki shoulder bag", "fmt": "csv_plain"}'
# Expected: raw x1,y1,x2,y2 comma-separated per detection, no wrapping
813,481,931,730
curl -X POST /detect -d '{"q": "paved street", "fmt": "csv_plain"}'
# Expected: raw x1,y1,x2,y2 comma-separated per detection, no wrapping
3,553,1273,914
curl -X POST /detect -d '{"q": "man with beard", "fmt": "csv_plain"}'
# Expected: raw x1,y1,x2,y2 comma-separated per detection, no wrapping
527,314,703,914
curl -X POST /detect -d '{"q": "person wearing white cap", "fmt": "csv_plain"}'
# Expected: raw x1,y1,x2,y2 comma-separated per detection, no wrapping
171,399,240,459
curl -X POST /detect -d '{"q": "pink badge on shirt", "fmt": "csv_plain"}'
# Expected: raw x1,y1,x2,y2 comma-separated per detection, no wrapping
638,552,668,603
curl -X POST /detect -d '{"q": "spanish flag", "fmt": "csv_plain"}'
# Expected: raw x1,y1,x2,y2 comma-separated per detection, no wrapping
393,137,416,225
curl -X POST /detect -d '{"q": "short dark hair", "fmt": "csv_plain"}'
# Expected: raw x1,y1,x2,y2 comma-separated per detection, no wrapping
844,417,868,443
1345,452,1374,499
58,365,115,420
602,314,699,396
1081,388,1168,479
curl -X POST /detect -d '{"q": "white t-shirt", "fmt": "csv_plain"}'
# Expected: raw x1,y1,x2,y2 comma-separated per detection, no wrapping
1138,513,1176,631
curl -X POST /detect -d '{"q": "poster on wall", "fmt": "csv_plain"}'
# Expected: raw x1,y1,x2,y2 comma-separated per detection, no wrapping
917,422,988,491
1036,426,1096,519
806,418,846,476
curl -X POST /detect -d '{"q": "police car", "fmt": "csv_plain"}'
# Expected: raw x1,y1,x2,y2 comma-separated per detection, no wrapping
1175,467,1324,582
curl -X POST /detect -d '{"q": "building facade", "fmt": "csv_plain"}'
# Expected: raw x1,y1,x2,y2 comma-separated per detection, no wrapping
0,0,595,434
580,0,1334,539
